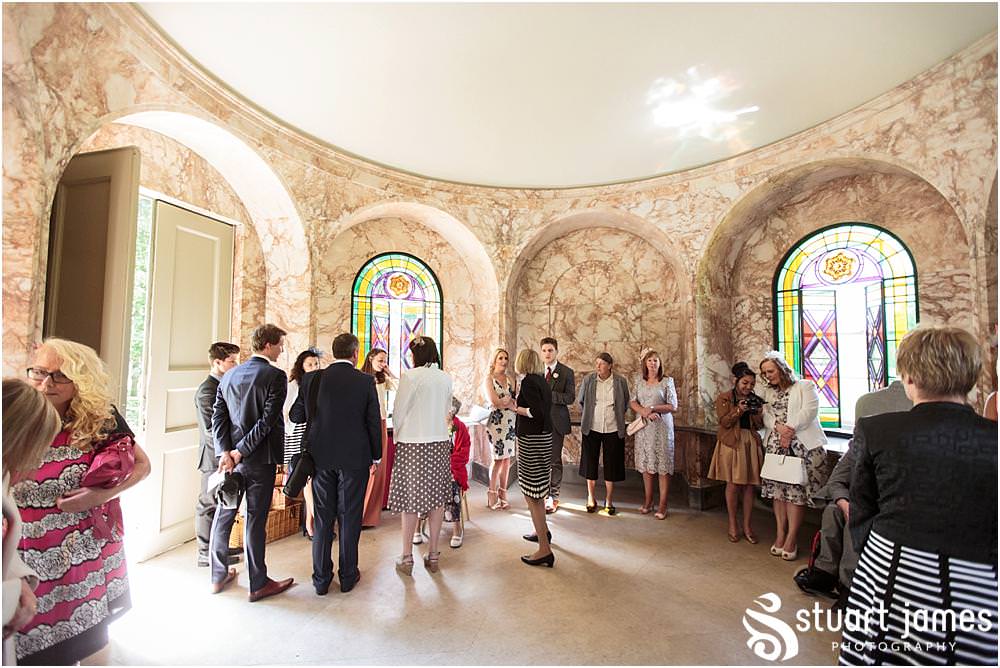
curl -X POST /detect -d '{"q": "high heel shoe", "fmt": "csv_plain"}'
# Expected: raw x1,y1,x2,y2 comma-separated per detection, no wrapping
744,529,758,544
395,554,414,576
769,545,783,557
487,488,498,509
497,488,510,510
781,548,798,561
423,551,441,573
521,552,555,568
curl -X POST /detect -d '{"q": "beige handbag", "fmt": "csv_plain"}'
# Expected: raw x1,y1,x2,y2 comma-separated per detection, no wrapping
760,452,807,485
626,416,647,437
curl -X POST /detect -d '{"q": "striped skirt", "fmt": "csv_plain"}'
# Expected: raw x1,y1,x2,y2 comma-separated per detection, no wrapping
839,530,998,666
516,433,552,500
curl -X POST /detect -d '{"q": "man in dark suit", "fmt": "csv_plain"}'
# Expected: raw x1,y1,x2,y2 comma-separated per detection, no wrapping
194,341,242,568
290,333,381,595
540,337,575,514
209,323,294,602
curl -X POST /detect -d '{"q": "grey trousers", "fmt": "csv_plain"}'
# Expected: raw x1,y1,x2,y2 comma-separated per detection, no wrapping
195,469,216,556
814,502,859,587
548,431,566,499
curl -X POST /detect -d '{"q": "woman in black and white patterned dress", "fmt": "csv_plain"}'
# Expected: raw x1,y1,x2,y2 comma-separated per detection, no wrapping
512,348,555,568
388,337,453,576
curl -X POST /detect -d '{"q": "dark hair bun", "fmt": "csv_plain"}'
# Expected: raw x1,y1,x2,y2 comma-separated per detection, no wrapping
732,361,752,377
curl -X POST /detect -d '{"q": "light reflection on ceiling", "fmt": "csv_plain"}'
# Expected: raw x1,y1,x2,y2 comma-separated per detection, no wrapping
137,3,997,188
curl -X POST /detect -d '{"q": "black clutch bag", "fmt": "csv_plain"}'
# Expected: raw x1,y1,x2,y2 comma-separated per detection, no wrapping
282,368,323,498
215,471,246,509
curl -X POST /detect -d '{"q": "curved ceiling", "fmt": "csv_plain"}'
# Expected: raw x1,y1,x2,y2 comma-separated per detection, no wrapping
139,3,996,188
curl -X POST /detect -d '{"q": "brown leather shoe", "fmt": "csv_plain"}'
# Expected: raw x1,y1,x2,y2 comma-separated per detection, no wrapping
211,568,237,594
248,576,294,602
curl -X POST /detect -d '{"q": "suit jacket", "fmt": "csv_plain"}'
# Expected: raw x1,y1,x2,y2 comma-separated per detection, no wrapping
762,379,827,450
289,362,381,471
849,402,998,563
854,380,912,419
195,374,220,472
577,372,630,437
545,361,575,435
212,356,287,466
820,442,854,503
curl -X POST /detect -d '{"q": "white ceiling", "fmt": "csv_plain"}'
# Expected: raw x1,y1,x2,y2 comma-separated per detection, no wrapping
139,3,997,188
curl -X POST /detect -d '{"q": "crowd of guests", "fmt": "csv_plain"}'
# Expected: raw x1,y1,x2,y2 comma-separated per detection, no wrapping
1,323,996,665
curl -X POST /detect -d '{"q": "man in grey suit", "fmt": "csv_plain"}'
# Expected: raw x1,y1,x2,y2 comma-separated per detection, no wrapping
540,337,575,514
795,380,911,604
194,341,242,568
209,324,294,602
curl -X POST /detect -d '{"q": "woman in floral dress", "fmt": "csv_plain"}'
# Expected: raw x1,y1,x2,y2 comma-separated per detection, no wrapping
482,348,517,510
14,339,150,665
629,349,678,519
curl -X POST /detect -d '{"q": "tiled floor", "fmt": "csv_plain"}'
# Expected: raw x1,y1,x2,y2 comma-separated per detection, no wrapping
109,483,842,665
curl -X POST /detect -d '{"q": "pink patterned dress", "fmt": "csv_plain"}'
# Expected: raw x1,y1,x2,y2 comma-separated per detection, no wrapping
12,429,132,665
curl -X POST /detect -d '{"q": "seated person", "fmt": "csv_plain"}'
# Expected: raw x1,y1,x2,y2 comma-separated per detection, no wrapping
794,380,911,606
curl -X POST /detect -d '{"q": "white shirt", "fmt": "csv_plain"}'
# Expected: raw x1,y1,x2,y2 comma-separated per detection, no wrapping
392,365,453,443
590,374,618,433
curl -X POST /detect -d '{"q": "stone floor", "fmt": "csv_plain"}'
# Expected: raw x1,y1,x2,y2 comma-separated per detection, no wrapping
108,482,842,665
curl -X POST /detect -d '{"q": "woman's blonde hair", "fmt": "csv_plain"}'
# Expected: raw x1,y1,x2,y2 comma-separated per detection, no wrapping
760,351,799,388
896,325,982,396
2,378,61,476
37,338,115,450
515,349,544,376
488,348,510,374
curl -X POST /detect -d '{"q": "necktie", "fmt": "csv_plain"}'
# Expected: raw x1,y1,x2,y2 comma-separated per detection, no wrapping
545,367,553,382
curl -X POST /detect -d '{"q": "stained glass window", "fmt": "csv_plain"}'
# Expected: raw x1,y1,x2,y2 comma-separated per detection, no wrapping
773,224,918,429
351,253,443,384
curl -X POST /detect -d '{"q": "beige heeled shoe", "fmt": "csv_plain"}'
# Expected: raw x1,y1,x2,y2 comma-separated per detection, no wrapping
487,488,498,509
496,488,510,510
423,551,440,573
395,554,414,576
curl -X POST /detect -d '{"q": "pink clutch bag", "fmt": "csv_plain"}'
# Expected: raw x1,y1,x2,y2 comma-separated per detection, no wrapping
81,435,136,539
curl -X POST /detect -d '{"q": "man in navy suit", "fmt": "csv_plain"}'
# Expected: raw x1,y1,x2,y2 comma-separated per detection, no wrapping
291,333,381,594
209,323,294,602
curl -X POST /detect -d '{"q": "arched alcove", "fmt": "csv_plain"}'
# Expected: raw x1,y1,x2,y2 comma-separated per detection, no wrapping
696,158,972,421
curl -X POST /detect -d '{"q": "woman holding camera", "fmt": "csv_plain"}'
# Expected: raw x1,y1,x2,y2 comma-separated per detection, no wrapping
708,362,765,543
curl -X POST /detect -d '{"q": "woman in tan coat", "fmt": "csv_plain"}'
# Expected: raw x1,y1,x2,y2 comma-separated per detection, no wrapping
708,362,764,543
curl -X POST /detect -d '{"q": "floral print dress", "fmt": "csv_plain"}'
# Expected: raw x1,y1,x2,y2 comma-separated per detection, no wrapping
485,377,516,460
759,388,827,507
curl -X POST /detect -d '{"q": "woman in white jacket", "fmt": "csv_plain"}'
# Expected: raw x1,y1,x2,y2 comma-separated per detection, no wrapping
758,352,828,561
2,379,61,664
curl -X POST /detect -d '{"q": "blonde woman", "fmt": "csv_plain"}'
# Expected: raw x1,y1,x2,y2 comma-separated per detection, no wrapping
13,339,150,665
758,351,827,561
3,379,61,665
482,348,517,510
511,349,555,567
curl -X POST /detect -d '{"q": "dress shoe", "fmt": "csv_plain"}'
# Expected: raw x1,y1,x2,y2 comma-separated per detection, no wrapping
586,502,598,513
423,551,440,573
450,533,464,548
340,569,361,593
210,568,237,594
544,497,556,514
769,545,783,557
605,504,617,516
520,552,555,568
523,530,552,543
781,548,799,561
248,576,294,602
314,583,330,596
794,567,838,597
395,554,414,576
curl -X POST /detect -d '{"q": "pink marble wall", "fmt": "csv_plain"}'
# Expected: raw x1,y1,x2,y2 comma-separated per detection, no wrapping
2,4,996,454
78,124,267,353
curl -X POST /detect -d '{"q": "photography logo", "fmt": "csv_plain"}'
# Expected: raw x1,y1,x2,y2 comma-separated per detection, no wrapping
742,593,799,662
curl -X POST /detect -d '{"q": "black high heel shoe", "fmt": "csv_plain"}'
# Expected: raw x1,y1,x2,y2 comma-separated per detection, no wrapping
521,552,555,568
522,530,552,543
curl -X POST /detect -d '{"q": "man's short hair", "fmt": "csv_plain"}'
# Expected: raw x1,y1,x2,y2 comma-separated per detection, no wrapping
409,336,441,367
251,324,287,352
208,342,240,362
597,352,614,366
896,325,982,396
332,333,360,360
540,337,559,350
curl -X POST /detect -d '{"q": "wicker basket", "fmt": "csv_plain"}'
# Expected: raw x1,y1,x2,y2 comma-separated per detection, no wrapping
228,502,302,549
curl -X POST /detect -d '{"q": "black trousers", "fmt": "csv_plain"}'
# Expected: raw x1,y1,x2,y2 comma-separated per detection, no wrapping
209,461,275,591
579,430,626,482
195,469,217,556
548,431,567,499
311,467,368,592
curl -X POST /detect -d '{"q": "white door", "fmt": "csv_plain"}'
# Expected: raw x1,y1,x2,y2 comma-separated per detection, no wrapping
130,200,234,561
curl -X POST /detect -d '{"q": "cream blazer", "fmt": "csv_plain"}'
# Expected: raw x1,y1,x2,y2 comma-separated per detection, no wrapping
762,379,828,450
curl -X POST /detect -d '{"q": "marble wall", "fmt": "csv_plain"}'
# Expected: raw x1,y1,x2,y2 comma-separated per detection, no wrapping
2,4,996,467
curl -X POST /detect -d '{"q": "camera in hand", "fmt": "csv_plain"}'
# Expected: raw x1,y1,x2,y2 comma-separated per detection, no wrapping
741,393,766,414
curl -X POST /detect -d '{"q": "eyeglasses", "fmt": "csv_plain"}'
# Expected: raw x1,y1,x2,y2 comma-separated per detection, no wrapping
26,368,73,384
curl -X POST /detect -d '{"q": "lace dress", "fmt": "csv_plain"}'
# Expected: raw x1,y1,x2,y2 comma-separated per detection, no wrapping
631,376,677,475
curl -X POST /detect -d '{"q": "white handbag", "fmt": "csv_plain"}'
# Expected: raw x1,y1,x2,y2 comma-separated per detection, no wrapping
760,452,807,485
626,416,647,437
